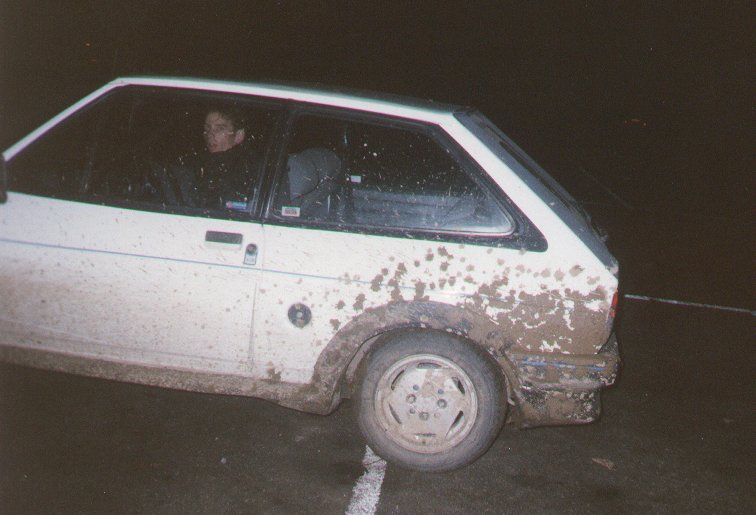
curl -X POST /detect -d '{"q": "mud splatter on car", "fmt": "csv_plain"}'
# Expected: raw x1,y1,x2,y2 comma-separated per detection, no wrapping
0,77,619,471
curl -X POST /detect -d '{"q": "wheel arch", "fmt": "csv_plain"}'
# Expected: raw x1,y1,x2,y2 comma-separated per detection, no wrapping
312,300,521,413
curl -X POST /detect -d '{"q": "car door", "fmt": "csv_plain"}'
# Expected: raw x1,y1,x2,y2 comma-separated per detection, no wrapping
0,86,282,375
252,108,543,384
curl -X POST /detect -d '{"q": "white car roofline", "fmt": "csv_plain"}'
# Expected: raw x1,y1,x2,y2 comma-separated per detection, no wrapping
4,81,123,161
119,76,462,115
3,76,464,161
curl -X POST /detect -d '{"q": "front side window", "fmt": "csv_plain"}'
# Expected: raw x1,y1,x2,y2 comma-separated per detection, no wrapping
270,112,514,236
8,86,282,218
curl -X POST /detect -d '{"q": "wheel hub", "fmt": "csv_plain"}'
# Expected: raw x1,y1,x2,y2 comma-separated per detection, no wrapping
374,354,478,454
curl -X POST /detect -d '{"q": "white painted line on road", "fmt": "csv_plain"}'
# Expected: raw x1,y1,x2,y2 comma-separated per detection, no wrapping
346,446,387,515
623,294,755,315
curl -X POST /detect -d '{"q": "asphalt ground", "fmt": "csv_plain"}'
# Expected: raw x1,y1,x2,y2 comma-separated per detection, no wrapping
0,299,753,512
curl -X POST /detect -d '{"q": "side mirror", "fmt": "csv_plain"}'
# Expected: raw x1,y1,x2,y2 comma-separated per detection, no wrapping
0,155,6,204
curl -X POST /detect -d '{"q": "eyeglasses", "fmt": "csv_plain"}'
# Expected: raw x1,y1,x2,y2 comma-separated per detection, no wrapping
203,126,236,137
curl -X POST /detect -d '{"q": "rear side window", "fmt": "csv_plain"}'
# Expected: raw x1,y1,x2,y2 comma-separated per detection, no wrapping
8,86,282,219
270,112,514,236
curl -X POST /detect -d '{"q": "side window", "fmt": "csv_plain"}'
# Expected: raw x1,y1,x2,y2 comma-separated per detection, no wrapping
8,102,99,199
271,112,514,235
8,87,281,218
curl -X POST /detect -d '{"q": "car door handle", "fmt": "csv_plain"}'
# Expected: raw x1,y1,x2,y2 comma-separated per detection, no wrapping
205,231,243,245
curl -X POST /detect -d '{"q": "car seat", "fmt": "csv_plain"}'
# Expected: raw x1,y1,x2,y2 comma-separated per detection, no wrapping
286,147,342,220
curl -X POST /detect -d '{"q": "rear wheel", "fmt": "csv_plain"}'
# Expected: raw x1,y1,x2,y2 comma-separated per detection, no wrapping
357,331,507,472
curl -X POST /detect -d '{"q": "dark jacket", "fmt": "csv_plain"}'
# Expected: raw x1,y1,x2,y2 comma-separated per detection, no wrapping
175,144,259,211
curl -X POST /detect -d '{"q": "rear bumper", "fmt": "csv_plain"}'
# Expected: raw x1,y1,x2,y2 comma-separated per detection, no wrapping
508,334,620,426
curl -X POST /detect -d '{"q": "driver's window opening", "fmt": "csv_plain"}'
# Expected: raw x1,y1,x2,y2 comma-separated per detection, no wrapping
8,87,280,220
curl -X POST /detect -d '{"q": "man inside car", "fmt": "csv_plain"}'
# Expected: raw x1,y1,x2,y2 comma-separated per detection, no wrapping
164,107,259,212
190,107,259,211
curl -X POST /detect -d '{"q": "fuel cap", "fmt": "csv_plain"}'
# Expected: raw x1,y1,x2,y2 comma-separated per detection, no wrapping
287,303,312,328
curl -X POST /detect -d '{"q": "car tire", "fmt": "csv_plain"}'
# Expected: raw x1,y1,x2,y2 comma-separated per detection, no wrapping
357,330,507,472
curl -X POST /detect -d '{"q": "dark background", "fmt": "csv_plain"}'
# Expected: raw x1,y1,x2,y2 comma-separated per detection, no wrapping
0,3,754,512
1,1,753,309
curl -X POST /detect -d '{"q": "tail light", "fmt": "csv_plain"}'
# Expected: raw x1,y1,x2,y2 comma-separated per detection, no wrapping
609,291,619,320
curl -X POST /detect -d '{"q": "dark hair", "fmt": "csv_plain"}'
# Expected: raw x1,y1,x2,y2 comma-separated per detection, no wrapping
206,106,246,132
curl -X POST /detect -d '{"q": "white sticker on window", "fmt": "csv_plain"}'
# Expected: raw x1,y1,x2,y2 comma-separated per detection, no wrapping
225,200,248,211
350,175,362,184
281,206,301,217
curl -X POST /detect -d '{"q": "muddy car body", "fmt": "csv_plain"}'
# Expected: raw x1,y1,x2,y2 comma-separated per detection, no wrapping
0,77,619,471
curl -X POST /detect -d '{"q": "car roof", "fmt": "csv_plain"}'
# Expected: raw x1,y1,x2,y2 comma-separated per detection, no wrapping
4,76,471,161
115,76,469,119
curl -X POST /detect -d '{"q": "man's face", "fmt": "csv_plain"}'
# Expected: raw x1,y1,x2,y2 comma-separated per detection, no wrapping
203,112,244,153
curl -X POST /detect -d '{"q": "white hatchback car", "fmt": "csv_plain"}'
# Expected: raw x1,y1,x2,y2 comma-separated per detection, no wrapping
0,77,619,471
